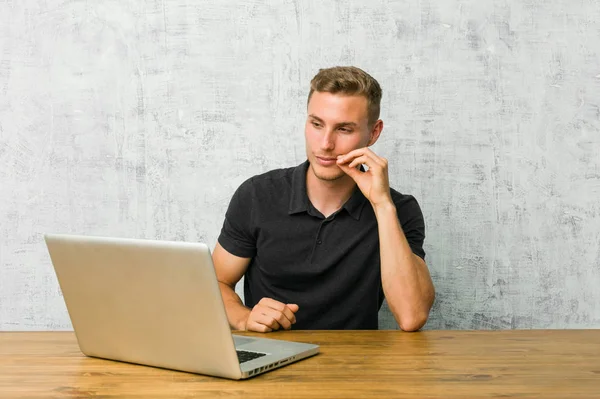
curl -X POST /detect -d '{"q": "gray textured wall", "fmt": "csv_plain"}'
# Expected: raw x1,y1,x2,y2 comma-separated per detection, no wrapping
1,0,599,331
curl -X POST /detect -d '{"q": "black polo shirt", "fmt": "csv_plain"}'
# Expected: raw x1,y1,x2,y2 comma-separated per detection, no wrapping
217,161,425,330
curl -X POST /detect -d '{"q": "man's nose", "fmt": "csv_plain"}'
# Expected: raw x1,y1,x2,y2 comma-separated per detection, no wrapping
321,130,335,151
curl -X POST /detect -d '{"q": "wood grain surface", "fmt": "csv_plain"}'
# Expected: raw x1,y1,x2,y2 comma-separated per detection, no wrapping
1,330,599,398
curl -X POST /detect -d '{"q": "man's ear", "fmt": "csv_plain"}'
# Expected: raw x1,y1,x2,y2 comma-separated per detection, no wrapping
367,119,384,146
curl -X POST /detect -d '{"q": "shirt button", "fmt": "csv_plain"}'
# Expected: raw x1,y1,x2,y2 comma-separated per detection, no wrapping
317,239,322,245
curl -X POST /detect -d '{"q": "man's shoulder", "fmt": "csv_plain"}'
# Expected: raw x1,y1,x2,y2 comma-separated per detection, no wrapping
251,165,296,185
390,187,415,202
389,187,422,212
235,164,298,196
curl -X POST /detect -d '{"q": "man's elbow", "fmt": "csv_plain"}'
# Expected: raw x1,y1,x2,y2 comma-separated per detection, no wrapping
398,312,429,332
398,294,435,332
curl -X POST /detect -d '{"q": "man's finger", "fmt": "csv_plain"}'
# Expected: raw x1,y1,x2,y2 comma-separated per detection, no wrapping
263,303,296,328
282,305,298,324
280,306,297,326
337,148,366,164
346,155,372,169
337,161,362,179
356,149,386,168
339,147,386,167
254,312,282,330
259,297,287,311
246,320,273,333
260,307,293,329
286,303,300,313
336,152,364,166
365,150,387,167
259,298,297,325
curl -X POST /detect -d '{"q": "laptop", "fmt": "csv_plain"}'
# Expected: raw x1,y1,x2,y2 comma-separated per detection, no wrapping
44,234,319,379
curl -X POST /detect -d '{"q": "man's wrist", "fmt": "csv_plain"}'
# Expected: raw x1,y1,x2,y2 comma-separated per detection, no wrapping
234,307,251,331
372,199,396,218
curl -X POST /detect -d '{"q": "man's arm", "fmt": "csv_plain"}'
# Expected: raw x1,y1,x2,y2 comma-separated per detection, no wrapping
213,242,299,332
337,148,435,331
213,242,253,330
373,203,434,331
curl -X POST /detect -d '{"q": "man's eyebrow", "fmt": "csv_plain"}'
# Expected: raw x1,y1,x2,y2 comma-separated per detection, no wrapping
308,115,358,128
335,121,358,128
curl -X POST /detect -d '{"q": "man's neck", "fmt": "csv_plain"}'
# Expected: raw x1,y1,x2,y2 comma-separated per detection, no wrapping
306,169,356,218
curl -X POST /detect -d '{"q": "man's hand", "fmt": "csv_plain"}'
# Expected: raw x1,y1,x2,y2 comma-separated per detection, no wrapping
336,147,392,207
245,298,299,333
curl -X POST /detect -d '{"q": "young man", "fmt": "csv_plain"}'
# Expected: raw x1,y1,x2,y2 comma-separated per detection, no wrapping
214,66,435,332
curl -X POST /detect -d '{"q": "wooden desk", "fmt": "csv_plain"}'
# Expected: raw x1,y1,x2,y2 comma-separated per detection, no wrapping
1,330,598,398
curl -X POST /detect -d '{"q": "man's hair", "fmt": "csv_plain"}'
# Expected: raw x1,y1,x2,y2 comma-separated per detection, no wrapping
308,66,382,127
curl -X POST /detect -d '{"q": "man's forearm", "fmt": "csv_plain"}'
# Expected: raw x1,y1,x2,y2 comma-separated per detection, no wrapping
374,201,435,331
218,282,251,331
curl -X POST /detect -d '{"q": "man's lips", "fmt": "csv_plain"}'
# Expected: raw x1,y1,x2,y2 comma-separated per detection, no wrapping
316,156,339,166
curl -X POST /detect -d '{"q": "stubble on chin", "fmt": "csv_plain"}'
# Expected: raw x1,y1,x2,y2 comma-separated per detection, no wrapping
309,163,345,182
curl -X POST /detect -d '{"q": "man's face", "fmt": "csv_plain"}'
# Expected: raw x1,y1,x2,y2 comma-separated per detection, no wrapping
305,91,373,182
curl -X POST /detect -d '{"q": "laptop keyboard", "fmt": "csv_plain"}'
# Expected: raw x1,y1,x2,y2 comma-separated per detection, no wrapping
236,350,267,364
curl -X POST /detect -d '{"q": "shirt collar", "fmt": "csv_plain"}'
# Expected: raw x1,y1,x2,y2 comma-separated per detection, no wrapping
342,185,368,220
288,161,311,215
288,160,367,220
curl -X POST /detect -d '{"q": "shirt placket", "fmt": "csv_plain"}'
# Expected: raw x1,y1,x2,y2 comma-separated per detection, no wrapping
309,216,334,264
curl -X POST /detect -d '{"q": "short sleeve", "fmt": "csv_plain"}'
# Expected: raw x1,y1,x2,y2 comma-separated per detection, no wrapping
217,178,257,258
395,195,426,260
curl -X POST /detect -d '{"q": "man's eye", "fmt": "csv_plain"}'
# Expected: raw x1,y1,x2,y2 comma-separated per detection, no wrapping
339,128,352,133
312,122,322,128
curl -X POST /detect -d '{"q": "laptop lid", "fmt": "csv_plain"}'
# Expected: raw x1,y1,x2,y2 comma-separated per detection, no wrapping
45,234,246,379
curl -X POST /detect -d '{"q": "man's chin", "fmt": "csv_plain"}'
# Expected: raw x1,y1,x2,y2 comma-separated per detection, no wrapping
310,164,345,181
